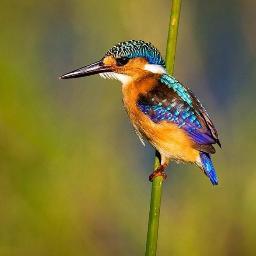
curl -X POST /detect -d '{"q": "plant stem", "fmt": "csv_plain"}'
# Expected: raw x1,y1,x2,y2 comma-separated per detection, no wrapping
145,1,182,255
165,0,182,74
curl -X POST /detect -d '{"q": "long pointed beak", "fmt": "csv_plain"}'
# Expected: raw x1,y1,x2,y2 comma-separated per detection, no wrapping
59,60,112,79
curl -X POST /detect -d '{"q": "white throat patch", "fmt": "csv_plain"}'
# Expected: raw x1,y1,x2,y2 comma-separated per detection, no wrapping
144,64,167,74
99,72,132,85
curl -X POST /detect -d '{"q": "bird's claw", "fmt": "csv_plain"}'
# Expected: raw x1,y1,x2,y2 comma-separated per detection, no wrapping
149,170,167,182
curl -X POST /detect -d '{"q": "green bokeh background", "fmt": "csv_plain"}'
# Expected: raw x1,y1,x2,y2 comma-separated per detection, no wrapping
1,0,256,255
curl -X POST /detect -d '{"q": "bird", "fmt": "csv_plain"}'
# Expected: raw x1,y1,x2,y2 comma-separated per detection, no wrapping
60,40,221,185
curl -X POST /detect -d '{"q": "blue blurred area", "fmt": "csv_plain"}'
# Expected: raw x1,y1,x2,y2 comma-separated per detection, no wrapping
0,0,256,255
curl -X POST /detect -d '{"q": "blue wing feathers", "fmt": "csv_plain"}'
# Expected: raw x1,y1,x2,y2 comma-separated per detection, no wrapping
187,89,220,146
138,101,214,145
200,152,218,185
137,74,220,147
160,74,193,106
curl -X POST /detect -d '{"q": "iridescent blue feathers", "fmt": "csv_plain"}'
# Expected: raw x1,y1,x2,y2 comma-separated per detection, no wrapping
105,40,165,66
138,102,202,129
200,152,218,185
137,74,219,151
160,74,192,106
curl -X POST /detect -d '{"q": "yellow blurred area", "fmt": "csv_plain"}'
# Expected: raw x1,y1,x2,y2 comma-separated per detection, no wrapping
0,0,256,255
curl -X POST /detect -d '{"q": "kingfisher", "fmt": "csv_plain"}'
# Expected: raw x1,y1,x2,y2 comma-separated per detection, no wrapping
60,40,221,185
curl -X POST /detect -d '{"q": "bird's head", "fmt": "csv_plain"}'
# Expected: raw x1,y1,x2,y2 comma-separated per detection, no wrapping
60,40,166,84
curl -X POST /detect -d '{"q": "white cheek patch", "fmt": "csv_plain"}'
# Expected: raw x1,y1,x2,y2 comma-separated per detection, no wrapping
144,64,167,74
99,72,132,85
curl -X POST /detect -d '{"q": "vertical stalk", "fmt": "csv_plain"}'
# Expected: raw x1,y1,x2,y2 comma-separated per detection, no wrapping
165,0,182,73
145,1,182,255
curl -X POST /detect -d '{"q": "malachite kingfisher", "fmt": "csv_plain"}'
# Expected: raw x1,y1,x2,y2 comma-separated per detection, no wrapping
60,40,221,185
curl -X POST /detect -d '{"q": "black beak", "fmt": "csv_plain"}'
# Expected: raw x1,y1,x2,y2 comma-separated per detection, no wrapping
59,60,112,79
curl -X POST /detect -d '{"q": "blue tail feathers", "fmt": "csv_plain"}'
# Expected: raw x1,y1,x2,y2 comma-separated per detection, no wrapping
200,152,218,185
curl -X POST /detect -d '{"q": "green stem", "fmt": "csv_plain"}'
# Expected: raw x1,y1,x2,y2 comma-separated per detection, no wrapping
165,0,182,74
145,1,182,255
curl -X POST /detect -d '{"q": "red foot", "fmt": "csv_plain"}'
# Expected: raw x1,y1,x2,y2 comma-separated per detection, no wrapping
149,171,167,182
149,164,168,182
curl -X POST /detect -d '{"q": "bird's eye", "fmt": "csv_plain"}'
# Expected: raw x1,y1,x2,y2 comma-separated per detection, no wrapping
116,57,129,66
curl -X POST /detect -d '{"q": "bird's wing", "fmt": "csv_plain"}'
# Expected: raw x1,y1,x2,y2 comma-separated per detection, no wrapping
187,88,221,147
137,74,220,153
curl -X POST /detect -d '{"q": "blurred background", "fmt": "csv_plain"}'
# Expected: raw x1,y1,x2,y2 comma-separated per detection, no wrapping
1,0,256,255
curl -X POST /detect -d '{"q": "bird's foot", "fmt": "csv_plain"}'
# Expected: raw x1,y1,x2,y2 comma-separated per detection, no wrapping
149,164,167,182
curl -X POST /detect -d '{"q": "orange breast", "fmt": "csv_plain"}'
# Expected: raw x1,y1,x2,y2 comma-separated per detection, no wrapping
122,77,199,163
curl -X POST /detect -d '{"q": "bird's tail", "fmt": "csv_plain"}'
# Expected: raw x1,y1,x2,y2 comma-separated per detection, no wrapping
199,152,218,185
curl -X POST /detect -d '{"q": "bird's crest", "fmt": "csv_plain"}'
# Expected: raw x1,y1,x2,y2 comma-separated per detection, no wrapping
105,40,165,66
